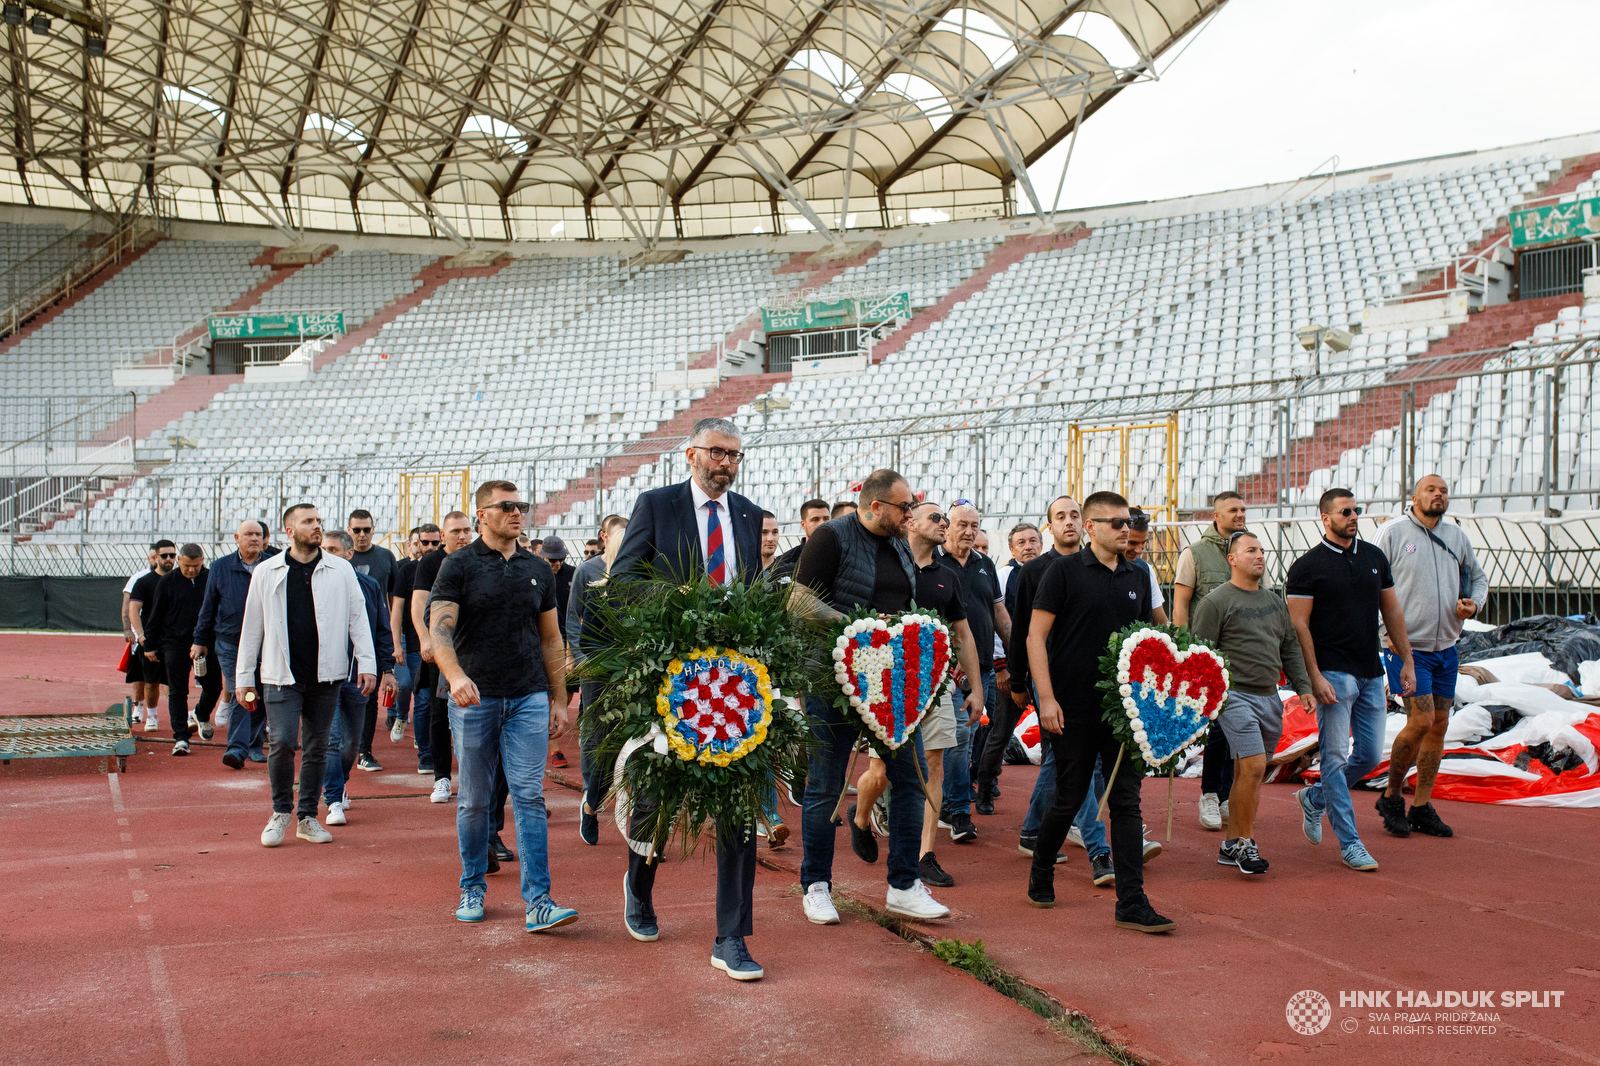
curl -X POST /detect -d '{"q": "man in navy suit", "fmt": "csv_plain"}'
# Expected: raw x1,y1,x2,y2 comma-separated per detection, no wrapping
610,417,767,981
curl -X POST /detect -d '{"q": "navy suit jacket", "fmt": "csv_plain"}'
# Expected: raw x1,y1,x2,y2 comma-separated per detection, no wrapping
613,480,764,587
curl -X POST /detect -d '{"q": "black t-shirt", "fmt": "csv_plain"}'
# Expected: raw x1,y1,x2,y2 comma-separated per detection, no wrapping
914,557,966,624
285,551,321,685
429,539,558,698
1285,537,1395,679
769,540,805,583
393,557,419,647
793,521,912,613
945,550,1001,670
413,547,450,626
130,569,163,633
1032,548,1152,716
1005,546,1065,690
350,545,397,597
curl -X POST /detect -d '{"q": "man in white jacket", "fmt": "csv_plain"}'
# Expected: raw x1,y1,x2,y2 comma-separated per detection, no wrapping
238,504,377,847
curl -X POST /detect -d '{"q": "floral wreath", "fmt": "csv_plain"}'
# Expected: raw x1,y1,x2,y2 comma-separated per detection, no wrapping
830,608,954,756
656,648,774,766
1098,622,1229,775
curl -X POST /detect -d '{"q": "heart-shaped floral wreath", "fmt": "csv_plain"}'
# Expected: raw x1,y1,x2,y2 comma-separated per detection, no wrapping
1099,624,1229,773
832,612,953,750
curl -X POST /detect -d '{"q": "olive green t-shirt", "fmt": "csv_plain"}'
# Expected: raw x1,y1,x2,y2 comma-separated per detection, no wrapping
1189,581,1312,698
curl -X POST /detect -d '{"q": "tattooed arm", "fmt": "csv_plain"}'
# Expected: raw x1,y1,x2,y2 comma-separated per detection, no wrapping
429,599,480,707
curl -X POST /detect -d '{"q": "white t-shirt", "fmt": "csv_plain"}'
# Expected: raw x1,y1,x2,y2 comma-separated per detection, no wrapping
123,568,148,595
1146,563,1165,611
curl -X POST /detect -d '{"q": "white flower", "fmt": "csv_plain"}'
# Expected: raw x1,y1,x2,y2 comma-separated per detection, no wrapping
831,647,845,662
849,696,862,707
1118,684,1132,697
1133,729,1148,744
842,684,856,696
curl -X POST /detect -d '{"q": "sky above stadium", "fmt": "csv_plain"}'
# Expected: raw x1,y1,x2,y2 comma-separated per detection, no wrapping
1029,0,1595,212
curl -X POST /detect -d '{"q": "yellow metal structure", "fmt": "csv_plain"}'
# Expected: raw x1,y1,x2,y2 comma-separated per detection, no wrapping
1066,414,1180,524
398,469,471,542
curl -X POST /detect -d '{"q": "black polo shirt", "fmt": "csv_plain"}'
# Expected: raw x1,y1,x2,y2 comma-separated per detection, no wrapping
914,557,966,625
1285,536,1394,680
428,538,558,698
412,547,450,626
944,549,1001,671
1005,546,1065,692
1032,548,1153,717
393,557,419,647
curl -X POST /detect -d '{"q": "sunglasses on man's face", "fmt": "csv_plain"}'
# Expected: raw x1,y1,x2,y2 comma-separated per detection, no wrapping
1093,517,1133,530
420,538,441,547
350,526,373,535
485,501,531,515
1335,506,1362,518
923,512,949,525
158,552,177,559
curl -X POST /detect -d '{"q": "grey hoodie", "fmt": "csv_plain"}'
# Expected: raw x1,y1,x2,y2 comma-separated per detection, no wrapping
1375,512,1488,653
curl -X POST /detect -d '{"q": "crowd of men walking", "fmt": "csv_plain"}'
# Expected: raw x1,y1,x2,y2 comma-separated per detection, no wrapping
121,417,1486,981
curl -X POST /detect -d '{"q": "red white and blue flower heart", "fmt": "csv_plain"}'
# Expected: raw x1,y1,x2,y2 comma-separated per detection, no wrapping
1116,629,1229,767
832,614,952,749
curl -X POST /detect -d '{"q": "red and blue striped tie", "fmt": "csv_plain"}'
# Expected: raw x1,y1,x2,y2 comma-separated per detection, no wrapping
706,500,726,586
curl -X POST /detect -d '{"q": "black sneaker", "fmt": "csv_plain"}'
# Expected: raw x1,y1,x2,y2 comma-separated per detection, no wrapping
171,740,190,756
487,846,500,874
1017,835,1067,864
1407,802,1454,838
1218,837,1270,875
975,783,996,816
788,774,806,807
1090,853,1115,886
491,833,516,863
222,752,244,770
1115,901,1176,933
1027,867,1056,908
847,803,878,864
1375,793,1411,837
936,806,953,830
417,756,434,775
356,753,382,772
949,812,977,843
919,851,955,887
579,804,600,846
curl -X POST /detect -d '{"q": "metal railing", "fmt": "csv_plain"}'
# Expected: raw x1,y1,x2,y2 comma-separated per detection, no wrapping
1,216,151,338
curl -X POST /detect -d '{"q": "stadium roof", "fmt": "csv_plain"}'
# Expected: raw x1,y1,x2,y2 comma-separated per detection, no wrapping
0,0,1221,244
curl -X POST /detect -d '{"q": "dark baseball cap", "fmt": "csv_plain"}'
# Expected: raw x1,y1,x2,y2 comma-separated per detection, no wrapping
540,535,569,560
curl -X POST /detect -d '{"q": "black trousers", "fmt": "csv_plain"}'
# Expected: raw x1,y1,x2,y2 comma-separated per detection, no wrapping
976,691,1025,787
1032,715,1148,910
425,662,454,781
163,644,222,743
1200,727,1234,800
627,804,757,939
359,688,379,755
488,760,511,837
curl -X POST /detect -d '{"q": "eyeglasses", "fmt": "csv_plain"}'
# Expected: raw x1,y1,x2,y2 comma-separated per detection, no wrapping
485,501,531,515
1335,506,1363,517
693,445,745,464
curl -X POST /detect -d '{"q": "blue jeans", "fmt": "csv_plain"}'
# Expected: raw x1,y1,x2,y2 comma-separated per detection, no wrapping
394,644,432,761
800,695,926,891
942,668,994,817
449,691,553,907
321,682,367,806
216,639,266,761
1302,671,1387,848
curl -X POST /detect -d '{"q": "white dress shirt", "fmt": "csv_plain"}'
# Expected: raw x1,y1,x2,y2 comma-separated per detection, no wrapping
689,479,737,580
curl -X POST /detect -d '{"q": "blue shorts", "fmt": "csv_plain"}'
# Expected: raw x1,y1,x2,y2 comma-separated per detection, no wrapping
1385,645,1458,702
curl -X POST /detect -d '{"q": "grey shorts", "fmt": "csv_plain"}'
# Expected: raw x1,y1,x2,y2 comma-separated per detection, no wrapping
1216,690,1285,760
921,696,957,751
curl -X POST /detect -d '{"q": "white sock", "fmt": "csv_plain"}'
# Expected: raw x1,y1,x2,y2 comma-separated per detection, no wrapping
147,702,160,717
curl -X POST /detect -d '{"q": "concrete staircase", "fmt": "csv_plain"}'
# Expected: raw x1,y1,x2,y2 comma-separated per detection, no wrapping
1236,292,1586,505
531,372,788,525
866,227,1092,365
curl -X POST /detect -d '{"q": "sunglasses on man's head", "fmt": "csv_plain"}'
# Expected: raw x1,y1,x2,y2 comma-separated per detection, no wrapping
485,501,531,515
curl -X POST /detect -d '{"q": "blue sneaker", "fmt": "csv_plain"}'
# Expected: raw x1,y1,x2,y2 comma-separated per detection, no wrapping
1294,788,1323,846
711,936,764,981
455,886,486,922
579,804,599,846
525,894,578,933
1341,842,1379,871
623,872,659,942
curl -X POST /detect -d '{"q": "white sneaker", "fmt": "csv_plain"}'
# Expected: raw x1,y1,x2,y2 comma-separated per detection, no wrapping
341,791,351,809
1198,792,1222,831
1219,799,1231,826
130,706,142,723
214,705,229,729
326,802,347,826
143,712,159,733
1142,833,1162,860
885,879,950,920
261,812,292,847
389,718,405,743
1066,826,1086,850
430,778,452,804
297,816,333,843
187,708,199,732
803,882,840,925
